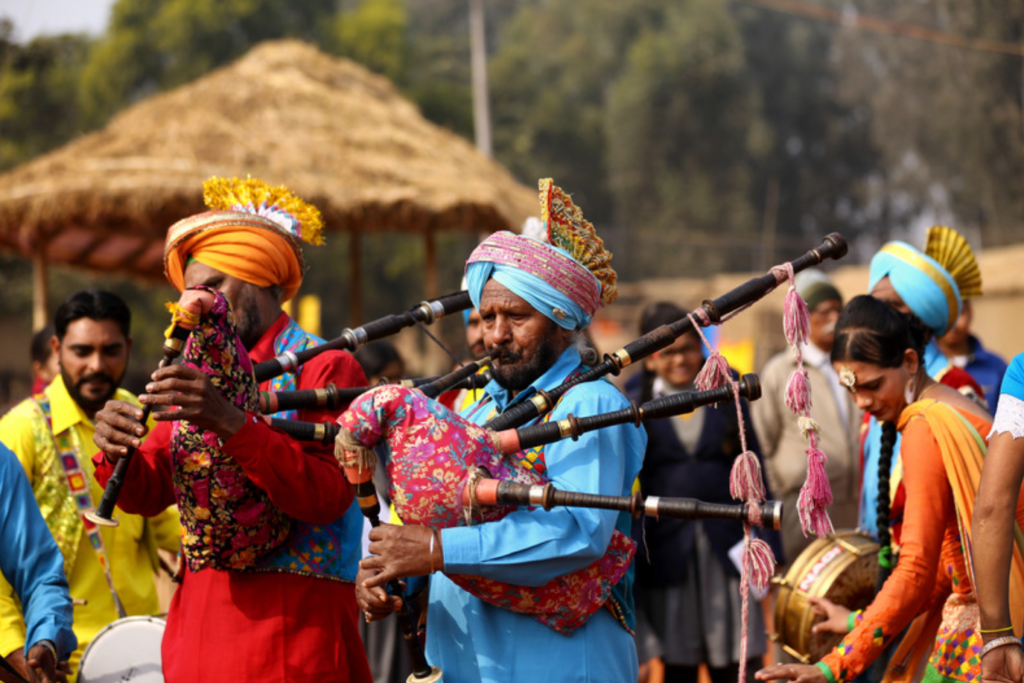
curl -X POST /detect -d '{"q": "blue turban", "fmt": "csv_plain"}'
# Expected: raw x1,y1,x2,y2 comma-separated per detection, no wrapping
868,241,961,336
465,253,592,331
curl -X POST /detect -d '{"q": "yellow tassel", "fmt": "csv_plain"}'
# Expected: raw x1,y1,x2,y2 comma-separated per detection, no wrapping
163,301,201,339
203,176,325,246
924,226,982,299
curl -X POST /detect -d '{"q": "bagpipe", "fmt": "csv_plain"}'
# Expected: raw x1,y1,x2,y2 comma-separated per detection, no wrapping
330,373,775,636
464,471,782,531
253,289,473,382
483,232,848,431
258,369,493,415
87,288,478,527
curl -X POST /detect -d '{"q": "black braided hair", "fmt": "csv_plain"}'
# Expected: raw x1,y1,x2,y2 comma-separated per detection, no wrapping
831,295,927,370
876,420,898,586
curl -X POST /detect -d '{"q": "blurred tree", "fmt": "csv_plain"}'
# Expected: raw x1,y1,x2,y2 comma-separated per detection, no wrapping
831,0,1024,247
606,0,765,277
0,20,91,170
80,0,337,126
331,0,408,82
734,1,880,256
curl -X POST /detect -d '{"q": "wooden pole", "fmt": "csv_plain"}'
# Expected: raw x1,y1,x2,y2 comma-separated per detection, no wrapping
350,230,362,326
32,246,49,332
469,0,493,158
425,227,438,300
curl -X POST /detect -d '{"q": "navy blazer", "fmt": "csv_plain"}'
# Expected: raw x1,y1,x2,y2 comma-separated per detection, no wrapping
628,374,783,587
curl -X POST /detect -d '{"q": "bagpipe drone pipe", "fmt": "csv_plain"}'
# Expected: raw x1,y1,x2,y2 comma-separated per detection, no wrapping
482,232,848,432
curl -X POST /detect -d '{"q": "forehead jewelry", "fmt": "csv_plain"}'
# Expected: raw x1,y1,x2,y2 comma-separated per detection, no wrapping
839,366,856,390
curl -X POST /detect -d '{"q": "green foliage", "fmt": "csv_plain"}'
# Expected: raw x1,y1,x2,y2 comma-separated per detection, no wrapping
0,21,91,170
331,0,408,82
80,0,337,125
606,0,763,275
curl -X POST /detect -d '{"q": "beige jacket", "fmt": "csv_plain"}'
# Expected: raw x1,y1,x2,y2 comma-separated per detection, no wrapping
751,347,861,563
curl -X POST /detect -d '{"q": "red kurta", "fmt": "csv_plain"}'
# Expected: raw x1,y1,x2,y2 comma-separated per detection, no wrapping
94,313,372,682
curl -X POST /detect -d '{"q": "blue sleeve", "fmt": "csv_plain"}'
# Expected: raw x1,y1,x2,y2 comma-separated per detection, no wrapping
441,383,646,585
0,445,77,660
999,353,1024,402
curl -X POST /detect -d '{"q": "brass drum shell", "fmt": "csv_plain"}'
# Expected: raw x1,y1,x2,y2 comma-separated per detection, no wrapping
773,530,880,663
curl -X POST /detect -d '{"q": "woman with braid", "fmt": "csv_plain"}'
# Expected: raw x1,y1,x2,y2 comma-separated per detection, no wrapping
758,295,1024,683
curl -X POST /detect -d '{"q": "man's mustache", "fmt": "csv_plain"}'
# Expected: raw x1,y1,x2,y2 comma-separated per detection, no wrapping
77,372,115,388
490,346,522,364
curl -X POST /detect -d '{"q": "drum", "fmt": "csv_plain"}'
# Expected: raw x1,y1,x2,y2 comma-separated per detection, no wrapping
772,530,879,663
78,616,165,683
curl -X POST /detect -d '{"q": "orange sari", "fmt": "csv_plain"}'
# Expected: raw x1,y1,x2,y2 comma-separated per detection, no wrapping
818,400,1024,683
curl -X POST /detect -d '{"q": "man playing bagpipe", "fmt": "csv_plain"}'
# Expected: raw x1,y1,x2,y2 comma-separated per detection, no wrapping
92,178,373,683
356,179,647,683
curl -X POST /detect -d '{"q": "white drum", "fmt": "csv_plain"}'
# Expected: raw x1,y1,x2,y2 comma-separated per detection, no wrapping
78,616,165,683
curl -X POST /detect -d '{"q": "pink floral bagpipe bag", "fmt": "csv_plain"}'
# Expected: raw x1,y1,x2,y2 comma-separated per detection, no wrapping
169,286,291,571
335,384,635,635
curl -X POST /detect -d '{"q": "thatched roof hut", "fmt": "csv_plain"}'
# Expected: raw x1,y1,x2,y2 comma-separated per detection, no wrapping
0,40,538,326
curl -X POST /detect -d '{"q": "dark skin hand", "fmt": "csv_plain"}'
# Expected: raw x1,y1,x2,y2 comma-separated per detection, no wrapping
982,645,1024,683
355,565,404,624
94,364,245,458
357,524,442,622
9,644,70,683
755,663,827,683
360,525,442,587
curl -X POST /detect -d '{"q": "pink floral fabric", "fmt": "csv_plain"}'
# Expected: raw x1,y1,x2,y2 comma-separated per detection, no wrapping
337,384,635,635
172,287,291,571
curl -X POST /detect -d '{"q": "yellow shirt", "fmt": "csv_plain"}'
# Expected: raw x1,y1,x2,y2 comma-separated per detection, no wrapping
0,376,180,678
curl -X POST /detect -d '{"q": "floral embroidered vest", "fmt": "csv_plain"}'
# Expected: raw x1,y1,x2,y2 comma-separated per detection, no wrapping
252,317,363,583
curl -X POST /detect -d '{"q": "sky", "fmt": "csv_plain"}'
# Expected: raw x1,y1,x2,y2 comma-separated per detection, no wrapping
1,0,116,41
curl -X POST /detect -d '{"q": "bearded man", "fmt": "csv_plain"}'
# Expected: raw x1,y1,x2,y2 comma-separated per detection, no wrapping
358,180,646,683
91,178,372,683
0,290,181,680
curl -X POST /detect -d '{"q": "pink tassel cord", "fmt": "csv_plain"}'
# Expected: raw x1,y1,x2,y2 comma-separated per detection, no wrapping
784,368,812,414
694,354,731,392
797,444,835,538
771,260,834,540
729,450,766,503
783,285,810,347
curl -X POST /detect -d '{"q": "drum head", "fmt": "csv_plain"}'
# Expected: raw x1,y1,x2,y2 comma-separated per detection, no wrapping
78,616,165,683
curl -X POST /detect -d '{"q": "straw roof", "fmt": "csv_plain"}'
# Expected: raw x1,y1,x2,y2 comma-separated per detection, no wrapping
0,39,538,281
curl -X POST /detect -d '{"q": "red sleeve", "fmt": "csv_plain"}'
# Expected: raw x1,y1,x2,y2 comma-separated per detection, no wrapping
222,349,368,525
820,416,953,682
92,420,178,516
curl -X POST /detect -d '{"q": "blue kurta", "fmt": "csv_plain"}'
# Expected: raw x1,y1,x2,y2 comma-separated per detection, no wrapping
0,442,76,660
429,346,646,682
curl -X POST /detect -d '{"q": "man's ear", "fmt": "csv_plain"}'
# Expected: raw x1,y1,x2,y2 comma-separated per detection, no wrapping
49,335,60,360
125,336,134,358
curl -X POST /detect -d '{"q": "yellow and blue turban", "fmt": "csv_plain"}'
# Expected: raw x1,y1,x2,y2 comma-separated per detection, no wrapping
868,241,961,336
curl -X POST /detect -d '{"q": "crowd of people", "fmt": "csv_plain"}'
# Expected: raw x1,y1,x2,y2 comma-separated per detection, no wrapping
0,175,1022,683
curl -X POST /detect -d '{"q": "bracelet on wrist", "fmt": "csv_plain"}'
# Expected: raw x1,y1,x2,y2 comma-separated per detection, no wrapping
980,635,1022,658
979,626,1015,635
846,609,864,632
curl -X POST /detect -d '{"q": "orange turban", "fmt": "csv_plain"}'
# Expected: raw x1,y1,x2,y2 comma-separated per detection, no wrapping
164,211,305,302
